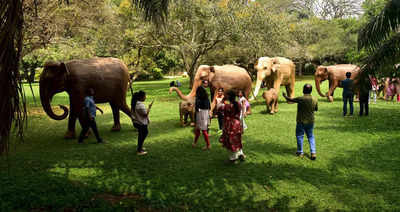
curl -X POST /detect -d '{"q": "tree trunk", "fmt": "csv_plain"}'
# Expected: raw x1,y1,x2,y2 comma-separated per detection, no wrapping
0,0,26,155
298,61,303,76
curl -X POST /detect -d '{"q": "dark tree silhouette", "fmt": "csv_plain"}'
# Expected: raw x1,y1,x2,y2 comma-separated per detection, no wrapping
358,0,400,74
0,0,26,154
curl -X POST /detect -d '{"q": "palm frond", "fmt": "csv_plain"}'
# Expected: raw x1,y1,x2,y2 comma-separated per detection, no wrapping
0,0,26,155
358,0,400,50
362,32,400,75
132,0,169,25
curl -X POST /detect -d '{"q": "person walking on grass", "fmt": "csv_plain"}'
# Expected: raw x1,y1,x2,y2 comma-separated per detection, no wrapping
78,88,104,144
218,90,245,162
283,84,318,160
341,72,354,116
132,90,153,155
359,75,372,116
210,88,225,134
369,75,378,104
192,80,211,150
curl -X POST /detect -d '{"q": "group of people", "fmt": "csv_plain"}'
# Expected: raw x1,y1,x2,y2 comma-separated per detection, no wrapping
76,80,319,162
342,73,399,117
77,88,153,156
191,80,252,161
83,71,400,161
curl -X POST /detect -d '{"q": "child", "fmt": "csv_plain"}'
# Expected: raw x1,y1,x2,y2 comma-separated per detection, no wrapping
238,90,249,130
132,90,153,155
210,88,225,133
218,90,245,162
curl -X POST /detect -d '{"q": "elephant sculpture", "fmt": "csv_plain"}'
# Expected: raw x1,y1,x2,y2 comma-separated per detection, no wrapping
40,57,132,138
251,57,295,101
169,87,195,126
262,88,278,114
174,65,252,104
314,64,360,102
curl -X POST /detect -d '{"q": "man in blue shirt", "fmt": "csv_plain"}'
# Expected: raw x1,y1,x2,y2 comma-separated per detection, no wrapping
341,72,354,116
78,88,104,143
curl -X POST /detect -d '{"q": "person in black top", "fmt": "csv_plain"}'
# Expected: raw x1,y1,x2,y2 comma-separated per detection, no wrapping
192,80,211,150
341,72,354,116
359,75,372,116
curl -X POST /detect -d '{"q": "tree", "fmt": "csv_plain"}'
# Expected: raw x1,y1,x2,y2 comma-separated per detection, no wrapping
0,0,26,154
133,0,236,86
358,0,400,75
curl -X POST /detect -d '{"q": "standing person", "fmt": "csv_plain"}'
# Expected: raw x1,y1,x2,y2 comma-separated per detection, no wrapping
283,84,318,160
359,76,372,116
238,90,249,130
132,90,153,155
192,80,211,150
385,77,395,101
78,88,104,144
218,90,245,162
341,72,354,116
210,88,225,134
369,75,378,104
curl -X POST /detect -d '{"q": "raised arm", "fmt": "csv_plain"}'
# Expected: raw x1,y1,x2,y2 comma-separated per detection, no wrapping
282,92,299,103
96,106,103,114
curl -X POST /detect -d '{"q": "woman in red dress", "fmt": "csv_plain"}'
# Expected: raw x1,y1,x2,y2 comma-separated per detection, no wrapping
218,90,246,162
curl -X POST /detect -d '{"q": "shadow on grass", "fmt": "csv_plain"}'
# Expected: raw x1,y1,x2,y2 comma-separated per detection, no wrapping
2,131,400,210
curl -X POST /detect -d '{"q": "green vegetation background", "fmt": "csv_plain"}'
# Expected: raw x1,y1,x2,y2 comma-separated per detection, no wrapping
1,76,399,211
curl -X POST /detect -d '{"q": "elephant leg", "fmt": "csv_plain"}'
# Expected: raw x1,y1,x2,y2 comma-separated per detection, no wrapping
110,103,121,131
180,107,184,126
184,113,189,125
65,110,78,139
285,85,295,104
120,103,132,117
327,81,338,102
190,111,195,126
269,102,274,114
65,98,82,139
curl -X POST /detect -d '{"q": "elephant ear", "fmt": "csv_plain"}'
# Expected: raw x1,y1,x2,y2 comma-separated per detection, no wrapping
323,67,329,74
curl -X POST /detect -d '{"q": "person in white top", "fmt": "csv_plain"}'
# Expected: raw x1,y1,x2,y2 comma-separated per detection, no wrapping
238,90,248,130
131,90,153,155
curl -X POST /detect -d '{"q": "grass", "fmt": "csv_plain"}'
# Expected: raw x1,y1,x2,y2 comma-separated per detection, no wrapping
1,76,400,211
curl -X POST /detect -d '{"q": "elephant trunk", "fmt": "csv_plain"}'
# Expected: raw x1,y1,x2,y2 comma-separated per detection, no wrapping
315,78,326,97
169,87,193,102
40,85,68,120
186,79,201,98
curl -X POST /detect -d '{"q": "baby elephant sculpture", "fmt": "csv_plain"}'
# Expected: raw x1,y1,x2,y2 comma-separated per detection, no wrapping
179,100,195,126
169,87,195,126
262,88,278,114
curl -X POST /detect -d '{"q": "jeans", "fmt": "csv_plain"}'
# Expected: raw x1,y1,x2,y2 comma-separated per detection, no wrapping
343,93,354,116
78,118,102,143
134,123,148,152
369,90,376,103
296,123,316,154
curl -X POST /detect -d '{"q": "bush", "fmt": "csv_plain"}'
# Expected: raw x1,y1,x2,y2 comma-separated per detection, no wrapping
150,67,163,80
304,63,316,75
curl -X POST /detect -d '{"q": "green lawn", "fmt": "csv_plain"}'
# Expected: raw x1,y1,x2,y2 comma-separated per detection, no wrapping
1,76,400,211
